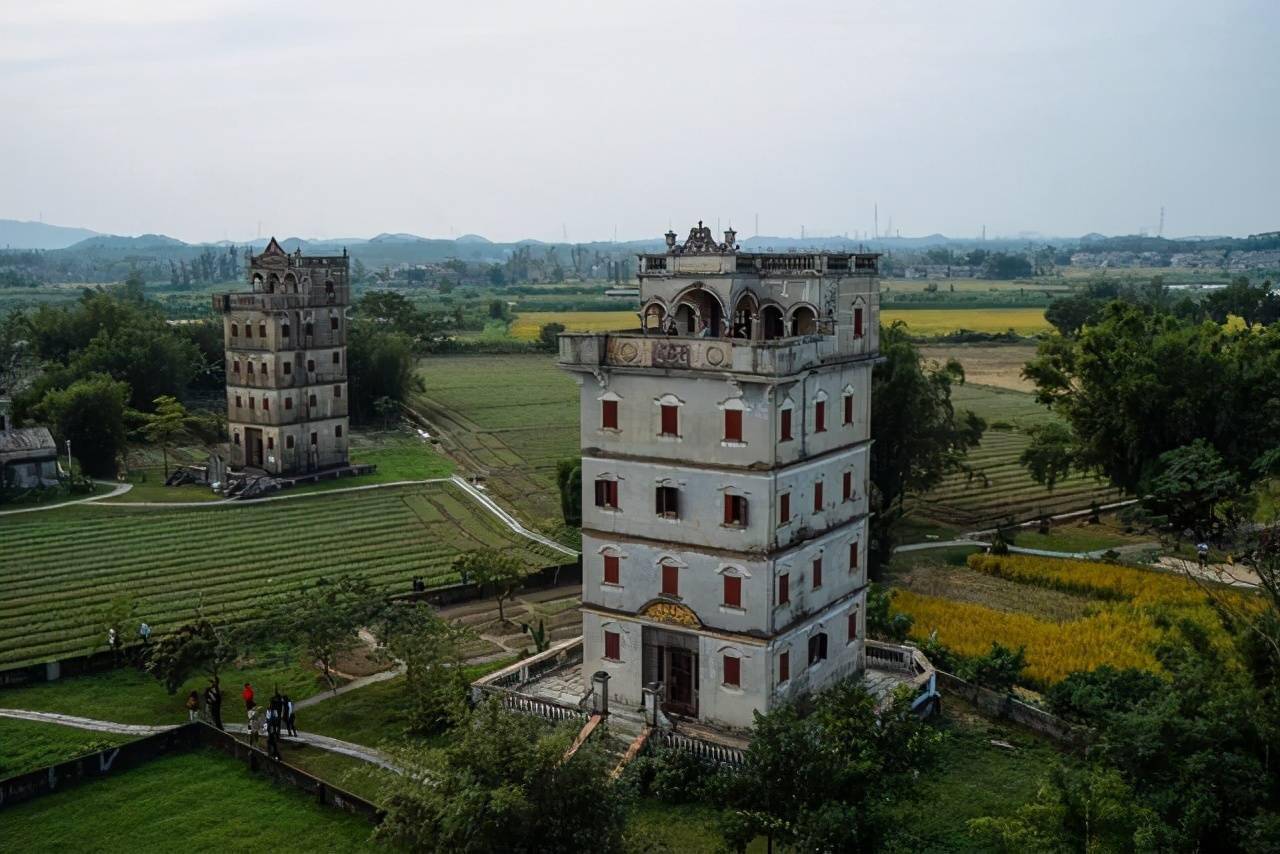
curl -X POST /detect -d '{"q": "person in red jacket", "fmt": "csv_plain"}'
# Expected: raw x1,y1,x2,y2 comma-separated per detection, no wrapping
242,682,255,711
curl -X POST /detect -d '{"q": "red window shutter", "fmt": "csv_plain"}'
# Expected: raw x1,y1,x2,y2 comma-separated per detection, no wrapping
661,563,679,597
844,394,854,425
778,573,790,604
724,495,735,525
723,655,740,687
604,631,620,660
262,398,269,412
848,612,858,642
603,555,619,585
608,481,619,508
724,409,742,442
813,482,823,513
723,575,742,607
779,651,790,683
779,493,790,523
854,307,864,337
850,541,859,569
812,557,823,588
815,400,826,432
232,360,240,373
660,404,678,436
843,471,852,501
780,408,792,441
602,399,618,429
285,397,292,410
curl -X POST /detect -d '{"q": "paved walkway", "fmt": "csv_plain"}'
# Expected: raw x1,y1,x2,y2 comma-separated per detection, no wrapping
450,475,579,558
0,707,398,771
0,481,132,516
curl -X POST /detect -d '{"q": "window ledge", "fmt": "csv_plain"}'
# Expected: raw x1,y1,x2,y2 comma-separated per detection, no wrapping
720,684,744,695
601,582,623,589
598,428,622,435
720,440,747,448
719,605,746,615
656,434,683,442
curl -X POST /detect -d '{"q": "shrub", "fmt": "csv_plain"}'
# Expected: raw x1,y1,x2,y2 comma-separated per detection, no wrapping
1043,666,1166,725
959,641,1027,694
867,584,913,642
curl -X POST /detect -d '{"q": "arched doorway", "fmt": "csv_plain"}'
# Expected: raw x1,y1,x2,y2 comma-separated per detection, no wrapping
731,293,757,339
790,305,817,336
762,306,785,340
673,287,725,336
643,302,666,332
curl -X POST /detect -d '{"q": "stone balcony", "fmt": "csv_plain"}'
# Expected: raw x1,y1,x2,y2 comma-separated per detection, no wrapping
559,330,874,379
213,286,350,313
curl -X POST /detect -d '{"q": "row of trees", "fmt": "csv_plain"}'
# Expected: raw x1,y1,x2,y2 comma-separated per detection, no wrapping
1025,289,1280,539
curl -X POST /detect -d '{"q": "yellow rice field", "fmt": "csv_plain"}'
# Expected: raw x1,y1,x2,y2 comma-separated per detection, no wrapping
880,308,1050,335
510,307,1049,341
510,311,636,341
888,554,1238,686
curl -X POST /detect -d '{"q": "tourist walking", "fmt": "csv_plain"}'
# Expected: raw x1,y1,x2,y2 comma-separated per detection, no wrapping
138,622,152,645
283,694,297,737
186,690,200,722
247,706,262,749
242,682,255,712
1196,542,1210,568
206,679,224,731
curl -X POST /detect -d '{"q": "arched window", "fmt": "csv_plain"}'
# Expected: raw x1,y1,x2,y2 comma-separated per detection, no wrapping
762,305,785,340
790,305,817,336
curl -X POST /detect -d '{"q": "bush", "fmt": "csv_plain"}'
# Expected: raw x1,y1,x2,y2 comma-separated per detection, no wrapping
1043,666,1165,725
623,746,725,804
959,641,1027,694
538,322,566,350
867,584,913,641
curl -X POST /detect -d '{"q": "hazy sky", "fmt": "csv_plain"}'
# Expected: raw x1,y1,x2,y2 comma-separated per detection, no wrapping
2,1,1278,243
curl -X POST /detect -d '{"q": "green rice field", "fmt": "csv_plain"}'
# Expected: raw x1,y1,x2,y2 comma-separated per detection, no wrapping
0,482,562,669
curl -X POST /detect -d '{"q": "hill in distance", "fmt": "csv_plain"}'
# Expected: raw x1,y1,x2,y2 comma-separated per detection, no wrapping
0,219,100,250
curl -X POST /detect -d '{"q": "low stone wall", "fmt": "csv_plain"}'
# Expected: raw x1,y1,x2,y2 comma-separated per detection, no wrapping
0,722,383,823
197,726,383,823
392,560,582,608
0,723,200,809
935,671,1088,748
0,646,146,688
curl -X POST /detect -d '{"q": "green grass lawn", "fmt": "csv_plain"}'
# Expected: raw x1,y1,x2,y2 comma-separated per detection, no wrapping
882,699,1067,853
0,717,134,779
0,748,380,852
624,800,767,853
0,653,331,727
1008,523,1148,553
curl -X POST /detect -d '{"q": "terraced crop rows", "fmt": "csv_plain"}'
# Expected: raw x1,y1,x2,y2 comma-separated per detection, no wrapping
412,354,580,535
0,483,562,669
912,430,1123,528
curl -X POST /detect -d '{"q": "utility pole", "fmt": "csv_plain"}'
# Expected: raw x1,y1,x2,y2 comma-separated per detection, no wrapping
754,213,759,237
1158,205,1165,238
874,204,878,240
66,439,72,475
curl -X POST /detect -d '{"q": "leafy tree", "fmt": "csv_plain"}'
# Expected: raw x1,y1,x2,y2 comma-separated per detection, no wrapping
373,395,400,429
866,584,913,642
145,614,238,694
1024,302,1280,494
1142,439,1241,540
1202,277,1279,329
1044,666,1165,725
556,458,582,526
960,642,1027,693
719,678,940,852
377,605,469,733
377,701,626,853
982,252,1034,280
870,322,985,575
346,325,420,422
455,549,524,624
539,321,566,351
141,395,189,477
1019,421,1075,492
488,299,507,320
95,594,139,658
1044,292,1102,337
969,763,1158,853
35,373,129,477
259,576,387,691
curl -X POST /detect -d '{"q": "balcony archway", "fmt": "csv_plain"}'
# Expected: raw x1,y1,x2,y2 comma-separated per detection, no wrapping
789,304,817,336
731,292,758,339
672,284,725,336
762,305,786,340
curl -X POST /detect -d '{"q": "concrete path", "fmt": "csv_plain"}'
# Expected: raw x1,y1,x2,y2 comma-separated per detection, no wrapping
0,481,132,516
93,477,452,509
450,475,580,558
0,707,397,771
295,665,406,711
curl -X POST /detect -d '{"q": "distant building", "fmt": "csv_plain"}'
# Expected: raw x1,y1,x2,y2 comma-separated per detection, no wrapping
0,400,59,488
558,222,880,729
213,238,351,475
